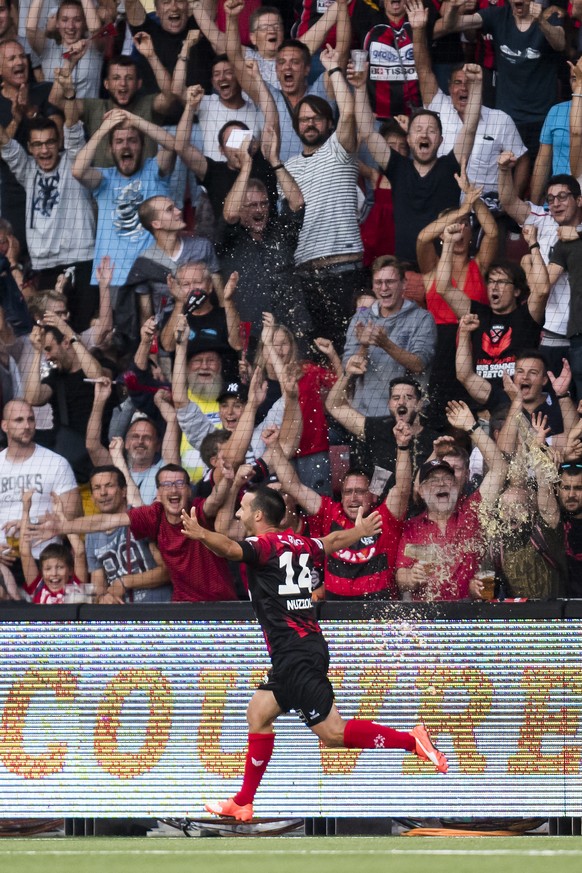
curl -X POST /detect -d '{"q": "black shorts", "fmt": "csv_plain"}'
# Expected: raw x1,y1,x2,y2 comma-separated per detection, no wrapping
258,636,334,728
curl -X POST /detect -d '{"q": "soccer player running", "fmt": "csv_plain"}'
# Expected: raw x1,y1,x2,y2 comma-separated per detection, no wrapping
181,485,448,823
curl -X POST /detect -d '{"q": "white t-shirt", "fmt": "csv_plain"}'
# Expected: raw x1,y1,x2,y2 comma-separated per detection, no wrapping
0,444,77,558
524,204,571,340
428,89,527,191
197,94,263,162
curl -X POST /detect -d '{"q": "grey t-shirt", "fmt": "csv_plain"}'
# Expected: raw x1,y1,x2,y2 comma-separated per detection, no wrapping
86,522,171,603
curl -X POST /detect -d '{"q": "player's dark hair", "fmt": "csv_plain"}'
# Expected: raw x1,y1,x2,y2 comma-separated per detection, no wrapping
249,485,286,527
90,465,127,490
39,543,74,570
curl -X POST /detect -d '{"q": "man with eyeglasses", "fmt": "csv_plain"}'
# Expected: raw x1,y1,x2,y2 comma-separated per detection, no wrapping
558,460,582,597
0,39,61,253
224,0,348,163
219,132,309,344
195,1,340,92
437,244,546,410
499,163,582,379
0,97,96,333
34,462,239,602
263,426,412,600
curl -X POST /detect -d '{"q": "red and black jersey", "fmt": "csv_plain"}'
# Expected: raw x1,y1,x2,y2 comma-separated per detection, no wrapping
308,500,402,598
469,300,541,409
364,20,422,118
239,529,325,656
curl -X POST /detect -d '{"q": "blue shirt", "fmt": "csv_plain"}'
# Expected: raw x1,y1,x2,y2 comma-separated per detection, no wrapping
540,101,571,176
91,158,170,286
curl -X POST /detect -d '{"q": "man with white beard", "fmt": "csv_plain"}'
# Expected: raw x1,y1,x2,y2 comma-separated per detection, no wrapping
172,347,227,483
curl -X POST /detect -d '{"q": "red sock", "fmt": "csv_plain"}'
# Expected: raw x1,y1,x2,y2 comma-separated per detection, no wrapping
343,719,416,752
233,732,275,806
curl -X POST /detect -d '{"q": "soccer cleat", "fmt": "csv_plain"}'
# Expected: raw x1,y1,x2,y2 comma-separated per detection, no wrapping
204,797,254,822
410,724,448,773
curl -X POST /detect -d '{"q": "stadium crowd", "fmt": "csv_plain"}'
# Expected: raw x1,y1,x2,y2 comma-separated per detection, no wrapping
0,0,580,605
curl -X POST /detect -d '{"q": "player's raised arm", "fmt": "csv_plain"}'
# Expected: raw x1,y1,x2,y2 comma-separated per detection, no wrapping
320,508,382,555
180,507,244,561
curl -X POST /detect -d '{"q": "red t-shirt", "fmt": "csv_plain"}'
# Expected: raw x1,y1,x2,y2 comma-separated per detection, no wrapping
128,501,237,602
426,259,488,326
396,492,483,600
298,363,336,456
214,0,260,45
308,499,402,597
297,0,359,45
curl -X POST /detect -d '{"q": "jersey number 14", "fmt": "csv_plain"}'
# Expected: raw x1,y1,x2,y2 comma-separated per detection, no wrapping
277,552,313,595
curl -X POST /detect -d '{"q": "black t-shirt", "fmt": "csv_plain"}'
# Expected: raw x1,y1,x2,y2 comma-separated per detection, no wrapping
201,152,278,223
43,368,96,435
130,15,216,95
383,149,460,268
361,417,437,479
478,4,561,124
522,399,564,437
470,300,541,409
218,206,304,336
564,514,582,597
160,304,235,371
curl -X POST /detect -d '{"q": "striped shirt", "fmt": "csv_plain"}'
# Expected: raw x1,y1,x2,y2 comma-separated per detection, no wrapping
285,132,362,266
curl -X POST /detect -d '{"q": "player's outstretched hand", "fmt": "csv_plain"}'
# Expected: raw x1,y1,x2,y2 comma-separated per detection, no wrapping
355,508,382,538
181,507,204,541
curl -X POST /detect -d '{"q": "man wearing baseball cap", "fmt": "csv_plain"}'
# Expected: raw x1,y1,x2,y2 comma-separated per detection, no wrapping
396,400,508,601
